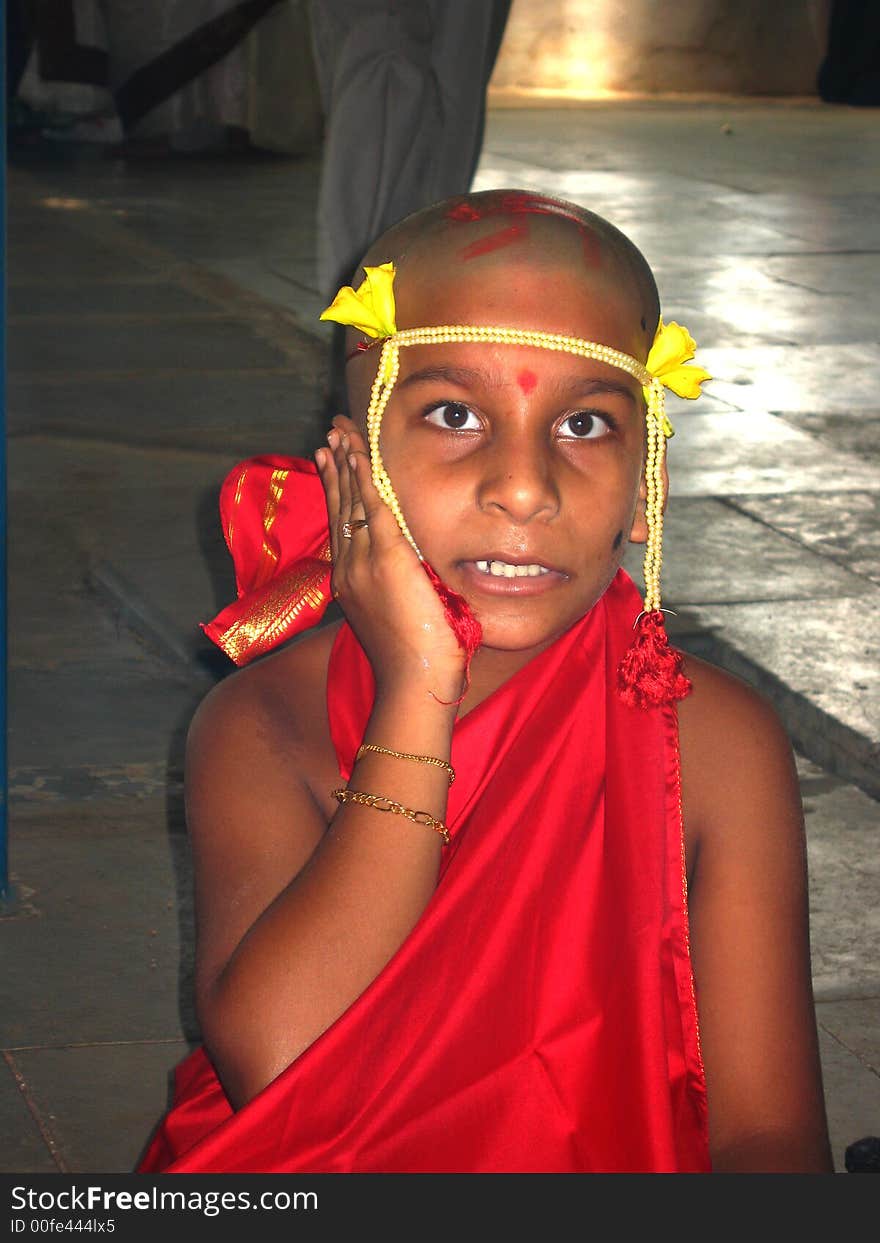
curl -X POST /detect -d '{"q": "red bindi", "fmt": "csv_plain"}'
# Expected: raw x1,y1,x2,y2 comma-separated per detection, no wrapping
516,368,538,395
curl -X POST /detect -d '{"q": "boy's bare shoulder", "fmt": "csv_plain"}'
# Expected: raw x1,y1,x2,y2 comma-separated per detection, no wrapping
678,654,801,847
679,652,786,738
187,621,343,806
676,656,785,740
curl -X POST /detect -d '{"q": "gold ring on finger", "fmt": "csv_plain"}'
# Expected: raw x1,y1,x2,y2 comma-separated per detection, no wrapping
341,518,369,539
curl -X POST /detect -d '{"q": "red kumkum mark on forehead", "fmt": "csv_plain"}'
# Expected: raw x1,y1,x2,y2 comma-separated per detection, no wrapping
459,222,528,261
447,193,603,270
516,368,538,395
446,202,483,222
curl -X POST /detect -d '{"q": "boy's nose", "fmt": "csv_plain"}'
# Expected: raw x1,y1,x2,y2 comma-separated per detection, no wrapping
476,437,561,525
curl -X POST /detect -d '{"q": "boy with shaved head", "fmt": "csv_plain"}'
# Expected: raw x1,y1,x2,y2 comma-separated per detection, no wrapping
140,192,833,1174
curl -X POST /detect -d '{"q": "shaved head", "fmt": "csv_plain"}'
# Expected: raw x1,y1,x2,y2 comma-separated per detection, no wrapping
357,189,660,351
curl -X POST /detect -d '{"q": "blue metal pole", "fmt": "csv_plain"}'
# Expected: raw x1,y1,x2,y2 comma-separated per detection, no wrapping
1,1,9,901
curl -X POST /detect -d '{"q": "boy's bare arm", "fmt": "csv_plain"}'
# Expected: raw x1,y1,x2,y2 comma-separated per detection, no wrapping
680,658,834,1173
187,648,458,1111
188,426,467,1111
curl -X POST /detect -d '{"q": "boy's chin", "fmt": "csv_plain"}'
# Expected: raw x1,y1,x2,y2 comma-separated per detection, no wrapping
471,610,588,658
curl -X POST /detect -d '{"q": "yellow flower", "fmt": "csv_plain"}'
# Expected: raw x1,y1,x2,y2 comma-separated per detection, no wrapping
646,317,712,400
319,261,397,338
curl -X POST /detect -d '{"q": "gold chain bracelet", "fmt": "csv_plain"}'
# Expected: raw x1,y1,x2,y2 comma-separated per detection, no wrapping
331,787,450,845
355,742,455,784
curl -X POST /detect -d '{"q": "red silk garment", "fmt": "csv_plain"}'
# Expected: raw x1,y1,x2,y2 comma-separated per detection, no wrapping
140,553,710,1171
201,456,333,666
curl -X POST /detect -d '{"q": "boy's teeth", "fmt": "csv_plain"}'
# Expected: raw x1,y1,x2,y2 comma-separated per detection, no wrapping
475,559,550,578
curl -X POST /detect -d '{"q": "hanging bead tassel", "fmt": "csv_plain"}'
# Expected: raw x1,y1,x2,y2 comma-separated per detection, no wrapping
616,379,692,709
617,611,691,708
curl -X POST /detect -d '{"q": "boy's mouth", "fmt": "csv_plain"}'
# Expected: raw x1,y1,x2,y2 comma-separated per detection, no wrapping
474,559,551,579
458,554,567,595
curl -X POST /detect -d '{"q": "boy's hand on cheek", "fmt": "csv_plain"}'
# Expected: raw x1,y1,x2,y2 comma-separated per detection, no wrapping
316,415,467,707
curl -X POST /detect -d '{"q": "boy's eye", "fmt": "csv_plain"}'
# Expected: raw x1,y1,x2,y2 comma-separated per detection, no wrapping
424,401,481,431
557,410,614,440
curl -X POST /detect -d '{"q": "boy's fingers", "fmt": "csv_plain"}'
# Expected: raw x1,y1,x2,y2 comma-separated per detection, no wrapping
316,446,341,562
343,419,369,458
346,449,369,523
332,413,359,442
347,451,413,557
335,435,353,523
347,450,386,522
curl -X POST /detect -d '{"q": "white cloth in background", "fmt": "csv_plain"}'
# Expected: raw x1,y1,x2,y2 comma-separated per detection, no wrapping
16,0,113,120
16,0,252,147
99,0,248,148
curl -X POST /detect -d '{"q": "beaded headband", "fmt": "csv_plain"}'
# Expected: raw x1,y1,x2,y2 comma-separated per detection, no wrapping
321,261,711,707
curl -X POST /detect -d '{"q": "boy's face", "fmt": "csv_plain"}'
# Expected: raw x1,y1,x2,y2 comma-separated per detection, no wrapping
350,258,651,657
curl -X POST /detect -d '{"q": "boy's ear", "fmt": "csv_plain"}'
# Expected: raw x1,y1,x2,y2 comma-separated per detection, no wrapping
629,461,669,545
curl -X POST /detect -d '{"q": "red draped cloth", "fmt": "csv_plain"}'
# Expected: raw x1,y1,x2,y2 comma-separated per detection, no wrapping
139,456,710,1173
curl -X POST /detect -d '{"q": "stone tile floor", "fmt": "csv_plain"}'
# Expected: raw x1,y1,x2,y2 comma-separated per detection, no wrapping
2,100,878,1174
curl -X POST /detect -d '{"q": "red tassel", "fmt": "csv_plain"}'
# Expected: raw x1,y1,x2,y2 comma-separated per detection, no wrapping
617,611,692,709
422,561,483,703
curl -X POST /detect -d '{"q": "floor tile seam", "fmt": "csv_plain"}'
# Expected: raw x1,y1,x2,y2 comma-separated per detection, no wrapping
670,586,877,608
704,247,880,260
6,764,180,785
481,152,757,202
5,800,180,820
3,830,180,848
486,173,880,242
6,646,205,675
11,166,325,367
703,339,880,354
6,429,266,464
5,439,251,470
5,429,298,458
77,215,326,357
711,496,880,592
2,1038,189,1054
720,497,879,579
814,985,880,1004
676,483,878,499
169,264,327,364
760,248,880,258
815,1024,880,1078
7,366,306,385
782,410,880,423
1,1051,68,1173
723,488,880,502
677,638,880,796
7,275,184,289
18,171,210,280
7,311,242,326
6,760,182,777
86,561,220,685
816,994,880,1006
6,782,185,805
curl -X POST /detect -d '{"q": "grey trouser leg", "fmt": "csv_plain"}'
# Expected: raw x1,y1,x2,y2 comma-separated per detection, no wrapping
309,0,511,297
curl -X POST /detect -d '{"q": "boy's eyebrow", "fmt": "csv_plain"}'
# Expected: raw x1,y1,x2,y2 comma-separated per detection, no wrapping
397,364,638,405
